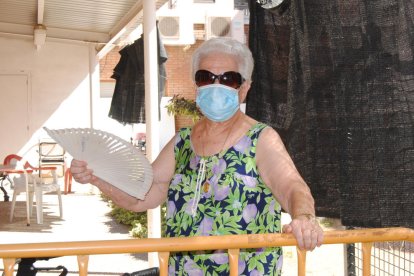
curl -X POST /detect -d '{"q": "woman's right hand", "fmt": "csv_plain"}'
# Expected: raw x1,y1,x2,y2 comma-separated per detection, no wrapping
70,159,96,184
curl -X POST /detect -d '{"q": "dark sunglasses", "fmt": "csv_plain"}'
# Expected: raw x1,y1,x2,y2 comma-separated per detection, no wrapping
195,70,244,89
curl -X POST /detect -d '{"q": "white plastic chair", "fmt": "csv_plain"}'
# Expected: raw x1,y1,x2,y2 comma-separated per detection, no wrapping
8,154,63,225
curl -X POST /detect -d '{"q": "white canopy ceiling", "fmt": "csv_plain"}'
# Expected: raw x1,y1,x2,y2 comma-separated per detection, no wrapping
0,0,168,56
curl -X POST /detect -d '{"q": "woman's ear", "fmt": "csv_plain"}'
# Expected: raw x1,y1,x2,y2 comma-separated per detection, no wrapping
239,80,252,103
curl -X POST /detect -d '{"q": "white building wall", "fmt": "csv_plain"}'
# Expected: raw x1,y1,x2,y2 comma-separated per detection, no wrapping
0,35,94,161
0,35,174,162
158,0,235,24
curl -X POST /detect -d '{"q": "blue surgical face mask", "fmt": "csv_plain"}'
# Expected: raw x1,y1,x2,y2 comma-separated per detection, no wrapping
196,84,240,122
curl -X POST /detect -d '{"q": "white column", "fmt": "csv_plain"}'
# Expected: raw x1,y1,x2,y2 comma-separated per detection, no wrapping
143,0,161,268
88,43,100,129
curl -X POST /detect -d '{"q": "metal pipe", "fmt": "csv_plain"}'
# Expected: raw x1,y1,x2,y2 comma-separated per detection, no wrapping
1,228,413,276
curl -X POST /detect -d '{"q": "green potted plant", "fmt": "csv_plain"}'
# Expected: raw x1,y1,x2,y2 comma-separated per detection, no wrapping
165,95,202,122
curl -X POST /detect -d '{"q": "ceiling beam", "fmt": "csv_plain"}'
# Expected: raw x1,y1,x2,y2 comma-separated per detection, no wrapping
108,0,144,38
37,0,45,25
97,0,144,59
0,22,109,43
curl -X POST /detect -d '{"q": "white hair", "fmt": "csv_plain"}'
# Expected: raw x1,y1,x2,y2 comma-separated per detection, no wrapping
191,37,254,82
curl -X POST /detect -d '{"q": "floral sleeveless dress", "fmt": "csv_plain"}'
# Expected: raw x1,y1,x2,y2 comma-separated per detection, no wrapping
166,123,283,276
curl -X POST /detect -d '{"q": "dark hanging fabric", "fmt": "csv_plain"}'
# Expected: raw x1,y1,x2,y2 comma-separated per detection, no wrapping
109,27,168,124
247,0,414,228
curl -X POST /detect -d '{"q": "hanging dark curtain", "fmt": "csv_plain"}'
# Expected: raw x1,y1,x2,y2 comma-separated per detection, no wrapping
247,0,414,228
109,27,168,124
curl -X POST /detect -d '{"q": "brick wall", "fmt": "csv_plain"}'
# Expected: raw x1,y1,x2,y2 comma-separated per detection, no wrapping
164,41,204,129
100,49,121,82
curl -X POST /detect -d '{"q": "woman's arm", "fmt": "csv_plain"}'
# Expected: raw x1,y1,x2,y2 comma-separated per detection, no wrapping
70,135,177,212
256,127,323,250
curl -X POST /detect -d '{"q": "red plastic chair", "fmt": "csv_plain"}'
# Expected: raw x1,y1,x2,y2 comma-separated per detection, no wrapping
0,155,22,201
64,168,73,195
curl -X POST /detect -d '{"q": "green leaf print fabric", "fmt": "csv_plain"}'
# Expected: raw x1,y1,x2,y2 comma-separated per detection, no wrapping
166,123,283,275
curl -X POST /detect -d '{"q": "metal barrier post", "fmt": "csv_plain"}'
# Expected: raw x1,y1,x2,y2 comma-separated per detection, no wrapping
77,255,89,276
297,249,307,276
228,248,240,276
3,258,15,276
158,251,169,276
361,242,373,276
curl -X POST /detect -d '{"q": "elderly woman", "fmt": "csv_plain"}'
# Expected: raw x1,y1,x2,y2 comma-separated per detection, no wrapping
71,37,323,275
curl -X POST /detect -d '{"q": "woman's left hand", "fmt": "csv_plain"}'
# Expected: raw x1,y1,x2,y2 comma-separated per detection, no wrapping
282,215,324,251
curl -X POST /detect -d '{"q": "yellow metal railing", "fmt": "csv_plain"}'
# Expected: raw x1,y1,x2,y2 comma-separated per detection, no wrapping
1,227,413,276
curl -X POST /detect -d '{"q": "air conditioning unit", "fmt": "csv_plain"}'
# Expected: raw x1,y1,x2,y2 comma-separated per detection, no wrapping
157,16,195,45
205,11,245,43
206,16,232,38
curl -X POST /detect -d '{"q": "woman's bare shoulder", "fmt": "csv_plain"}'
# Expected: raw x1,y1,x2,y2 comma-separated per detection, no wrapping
256,125,289,158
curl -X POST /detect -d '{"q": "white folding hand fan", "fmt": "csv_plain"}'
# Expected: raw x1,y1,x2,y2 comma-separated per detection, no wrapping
43,127,153,200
